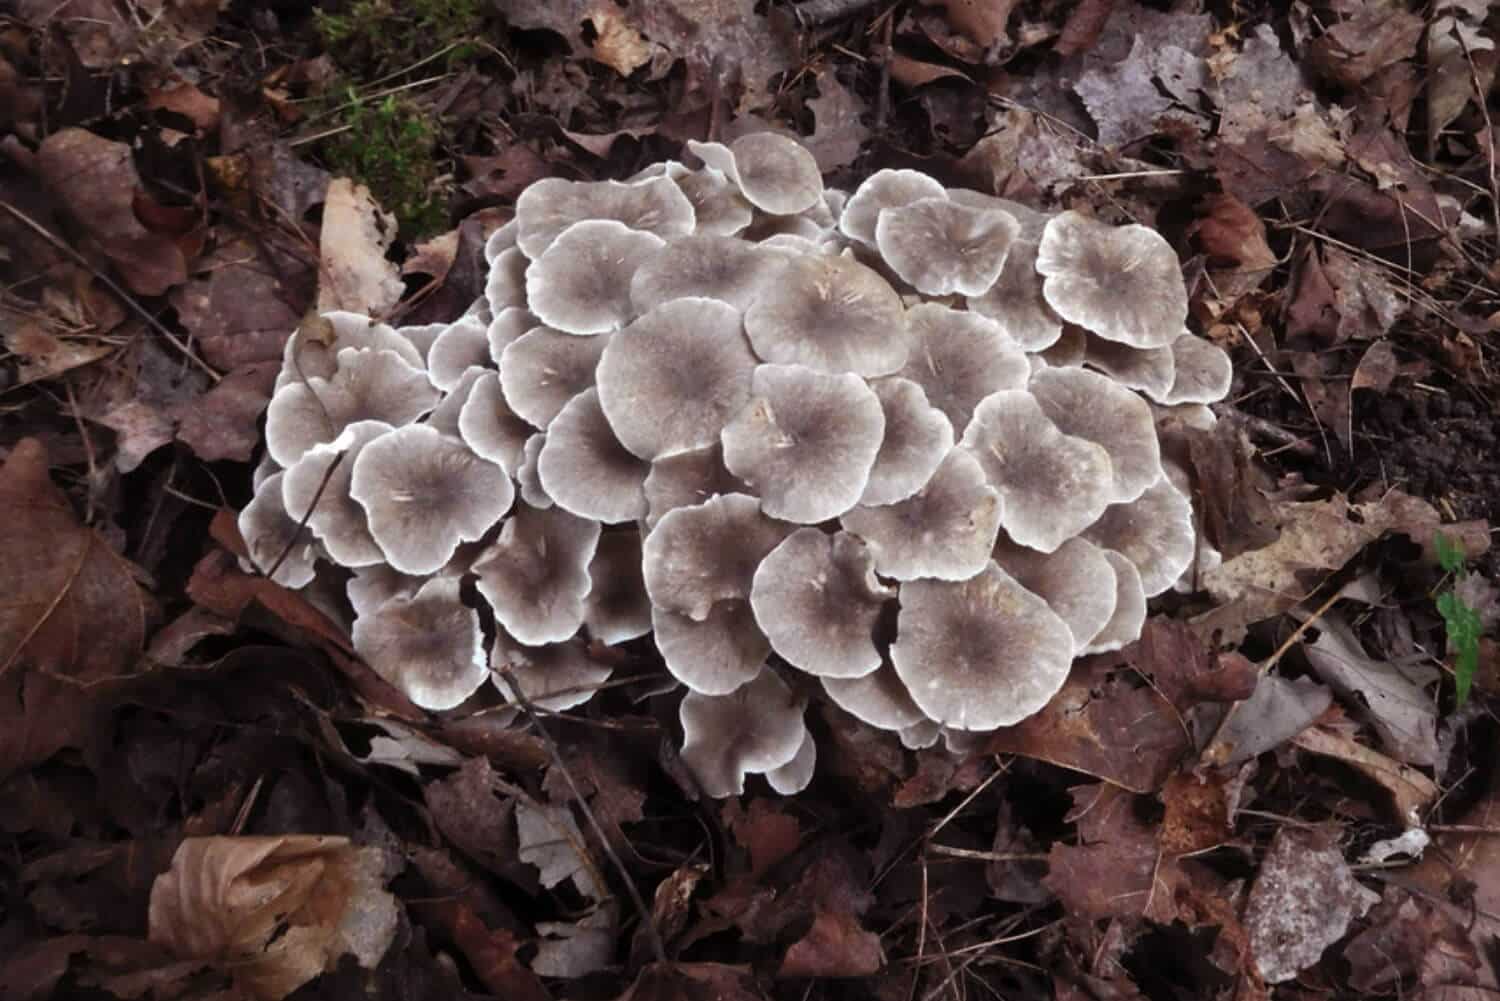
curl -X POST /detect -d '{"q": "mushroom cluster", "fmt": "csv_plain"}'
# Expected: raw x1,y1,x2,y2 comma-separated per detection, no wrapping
245,133,1232,797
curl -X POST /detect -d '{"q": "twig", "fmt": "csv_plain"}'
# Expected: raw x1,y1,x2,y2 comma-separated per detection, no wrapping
0,202,221,382
494,661,668,967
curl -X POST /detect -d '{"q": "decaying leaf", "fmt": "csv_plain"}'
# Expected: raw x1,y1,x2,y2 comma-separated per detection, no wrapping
1201,673,1333,767
316,178,404,316
1243,825,1379,983
148,835,399,1000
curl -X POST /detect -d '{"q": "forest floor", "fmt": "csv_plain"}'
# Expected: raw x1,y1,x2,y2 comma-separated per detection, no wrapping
3,0,1500,999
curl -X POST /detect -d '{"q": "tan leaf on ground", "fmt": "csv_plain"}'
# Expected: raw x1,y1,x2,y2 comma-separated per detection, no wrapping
316,178,403,316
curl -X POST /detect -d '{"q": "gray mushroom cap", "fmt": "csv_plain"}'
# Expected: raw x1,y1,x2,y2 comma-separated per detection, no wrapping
485,247,529,314
766,732,816,795
1036,210,1186,349
492,635,614,713
991,536,1118,654
959,390,1115,553
839,169,949,246
841,448,1002,581
966,239,1065,351
821,664,927,731
474,503,601,645
584,532,652,645
537,388,649,524
679,668,808,797
483,219,517,265
525,220,666,335
860,378,955,506
276,311,425,392
891,562,1074,731
749,529,893,679
1082,333,1177,401
499,326,609,429
456,370,532,475
281,419,392,568
689,133,824,216
487,306,539,362
265,347,438,467
898,304,1030,433
514,175,695,259
629,235,787,314
1083,550,1148,654
642,443,748,530
742,253,907,377
238,471,320,588
427,314,493,392
516,432,553,509
642,492,791,621
948,190,1049,239
1162,332,1233,405
596,297,758,460
653,600,770,695
673,166,754,236
721,364,886,524
874,196,1021,297
350,576,488,711
1027,366,1163,503
349,424,514,575
1079,475,1197,597
346,563,424,622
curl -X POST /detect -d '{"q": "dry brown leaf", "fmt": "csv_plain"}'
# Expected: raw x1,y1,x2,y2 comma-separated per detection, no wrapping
169,234,311,371
777,910,884,978
803,71,870,173
1289,726,1438,824
148,835,398,1001
4,323,114,384
172,361,278,463
0,438,149,683
35,128,188,296
1189,192,1277,306
316,178,403,316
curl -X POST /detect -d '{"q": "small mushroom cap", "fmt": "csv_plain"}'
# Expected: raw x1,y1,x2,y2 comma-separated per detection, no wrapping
959,390,1115,553
1082,333,1177,401
1036,211,1186,349
514,176,695,258
596,298,758,460
474,503,601,645
841,448,1002,581
900,720,942,749
1083,550,1148,653
584,531,652,645
966,239,1065,351
898,304,1030,433
642,443,748,530
486,247,529,313
839,169,949,246
457,370,532,475
721,364,886,524
1162,332,1232,405
750,529,893,679
487,306,539,362
483,219,517,264
947,190,1049,238
395,322,448,364
499,326,609,429
629,236,787,314
691,133,823,216
538,388,649,524
427,314,492,392
1027,366,1163,503
821,664,927,731
525,220,666,335
679,668,808,797
674,167,754,236
349,424,514,575
875,196,1021,297
493,635,614,713
1080,476,1196,597
766,732,816,795
991,536,1118,653
743,253,907,377
277,311,426,392
347,563,425,620
654,600,770,695
891,562,1074,730
351,576,487,711
642,492,792,621
281,419,392,567
516,432,553,509
860,378,955,506
265,347,439,467
1037,324,1088,368
238,471,320,588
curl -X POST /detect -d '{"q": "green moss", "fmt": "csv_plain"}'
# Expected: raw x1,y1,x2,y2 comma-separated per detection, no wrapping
313,0,483,76
320,92,448,239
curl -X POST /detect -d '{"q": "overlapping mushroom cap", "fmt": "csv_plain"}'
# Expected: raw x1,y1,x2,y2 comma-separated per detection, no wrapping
250,133,1228,798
